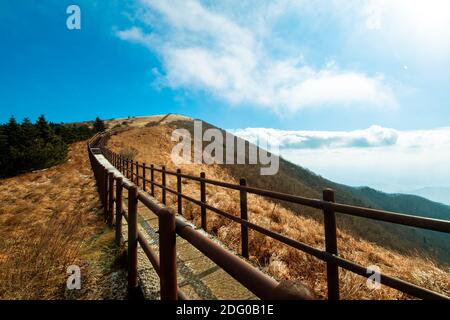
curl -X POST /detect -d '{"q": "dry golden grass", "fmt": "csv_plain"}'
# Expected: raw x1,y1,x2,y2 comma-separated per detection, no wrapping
107,114,192,130
0,141,126,300
107,124,450,300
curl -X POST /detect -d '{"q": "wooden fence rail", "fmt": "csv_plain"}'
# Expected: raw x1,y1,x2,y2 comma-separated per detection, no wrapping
88,132,450,300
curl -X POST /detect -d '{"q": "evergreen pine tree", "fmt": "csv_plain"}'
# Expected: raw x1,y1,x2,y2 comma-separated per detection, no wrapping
35,115,52,140
0,125,10,177
20,118,37,142
5,116,20,147
93,116,106,133
19,118,41,169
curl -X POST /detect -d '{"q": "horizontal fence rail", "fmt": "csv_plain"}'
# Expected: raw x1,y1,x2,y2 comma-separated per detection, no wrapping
88,131,450,300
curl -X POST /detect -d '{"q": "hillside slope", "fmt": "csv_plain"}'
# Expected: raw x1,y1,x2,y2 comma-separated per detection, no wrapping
407,187,450,206
105,115,450,299
0,141,127,299
166,118,450,264
283,165,450,264
337,186,450,221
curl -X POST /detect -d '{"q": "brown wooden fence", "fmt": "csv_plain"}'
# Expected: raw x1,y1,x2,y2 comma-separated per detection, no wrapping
88,132,450,300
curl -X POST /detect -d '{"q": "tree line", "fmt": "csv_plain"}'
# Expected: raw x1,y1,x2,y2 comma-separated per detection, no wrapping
0,115,106,178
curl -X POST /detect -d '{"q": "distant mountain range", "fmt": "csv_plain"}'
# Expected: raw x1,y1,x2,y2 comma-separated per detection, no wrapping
405,187,450,206
283,167,450,265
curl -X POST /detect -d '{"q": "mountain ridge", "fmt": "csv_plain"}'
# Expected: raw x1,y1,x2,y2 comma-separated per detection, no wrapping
405,186,450,206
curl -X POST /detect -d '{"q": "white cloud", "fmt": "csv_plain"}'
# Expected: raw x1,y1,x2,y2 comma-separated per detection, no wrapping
359,0,450,61
231,125,400,149
231,126,450,191
116,27,144,42
218,0,450,65
232,125,450,150
117,0,397,113
116,26,160,47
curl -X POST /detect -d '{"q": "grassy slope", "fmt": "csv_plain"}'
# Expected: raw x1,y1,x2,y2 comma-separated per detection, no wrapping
343,186,450,261
254,156,450,264
0,141,126,299
106,118,449,299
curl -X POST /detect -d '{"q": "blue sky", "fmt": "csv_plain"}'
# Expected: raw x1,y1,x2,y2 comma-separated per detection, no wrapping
1,0,450,130
1,1,450,195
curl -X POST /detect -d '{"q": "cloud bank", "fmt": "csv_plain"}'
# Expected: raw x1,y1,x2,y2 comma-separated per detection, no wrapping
117,0,397,113
231,125,400,150
231,126,450,192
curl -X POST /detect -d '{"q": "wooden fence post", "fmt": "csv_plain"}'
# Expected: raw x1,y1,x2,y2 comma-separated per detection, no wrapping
177,169,182,215
128,185,139,297
150,164,155,196
159,208,177,300
323,188,340,300
108,171,114,227
99,166,104,206
162,166,166,205
240,178,249,259
115,177,123,245
142,163,146,192
135,161,139,187
131,161,134,183
100,166,104,207
103,167,108,213
200,172,207,231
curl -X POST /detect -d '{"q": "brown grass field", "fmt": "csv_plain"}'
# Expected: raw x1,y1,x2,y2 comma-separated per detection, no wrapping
0,141,126,299
107,121,450,300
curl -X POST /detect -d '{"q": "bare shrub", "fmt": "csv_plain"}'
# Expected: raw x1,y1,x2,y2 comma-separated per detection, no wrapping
119,146,139,160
